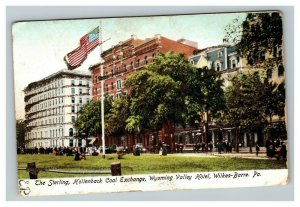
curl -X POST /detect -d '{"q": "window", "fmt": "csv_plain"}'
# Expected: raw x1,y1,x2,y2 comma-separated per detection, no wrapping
116,80,122,90
145,56,148,65
72,116,75,123
137,59,141,68
218,51,223,57
87,98,90,103
124,64,127,72
130,61,134,70
94,76,98,83
79,88,82,94
111,82,114,90
72,106,75,113
278,65,284,77
71,88,75,94
78,139,82,147
260,51,266,61
86,89,90,95
71,97,75,103
79,81,82,86
79,97,82,104
152,53,155,62
231,59,236,68
266,69,273,79
216,63,221,71
69,128,74,137
278,47,282,57
69,139,73,147
86,81,90,87
71,80,75,86
106,84,108,92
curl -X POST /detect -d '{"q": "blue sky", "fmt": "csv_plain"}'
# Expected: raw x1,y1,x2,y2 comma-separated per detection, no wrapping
12,12,246,118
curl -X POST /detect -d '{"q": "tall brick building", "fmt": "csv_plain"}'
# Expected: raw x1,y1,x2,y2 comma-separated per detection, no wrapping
89,34,197,150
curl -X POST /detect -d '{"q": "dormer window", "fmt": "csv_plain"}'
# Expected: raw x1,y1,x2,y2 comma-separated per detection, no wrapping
216,63,221,71
231,59,237,68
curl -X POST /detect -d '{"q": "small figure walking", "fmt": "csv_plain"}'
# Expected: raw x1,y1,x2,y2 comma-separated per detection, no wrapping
256,143,260,156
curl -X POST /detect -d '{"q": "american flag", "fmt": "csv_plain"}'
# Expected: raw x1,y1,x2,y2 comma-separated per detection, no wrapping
64,26,100,70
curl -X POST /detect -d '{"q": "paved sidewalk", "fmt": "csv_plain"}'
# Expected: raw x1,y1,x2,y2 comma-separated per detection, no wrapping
170,147,271,160
171,152,270,159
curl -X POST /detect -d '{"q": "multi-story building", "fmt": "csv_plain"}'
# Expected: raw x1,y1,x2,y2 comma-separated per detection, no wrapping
89,34,197,149
90,34,197,100
189,45,285,148
24,69,92,149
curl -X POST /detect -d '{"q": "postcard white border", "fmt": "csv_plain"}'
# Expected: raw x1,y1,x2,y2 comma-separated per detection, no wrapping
6,5,295,201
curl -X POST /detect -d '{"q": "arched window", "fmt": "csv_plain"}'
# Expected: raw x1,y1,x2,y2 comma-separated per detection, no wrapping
266,69,273,79
69,128,73,137
145,56,148,65
278,65,284,77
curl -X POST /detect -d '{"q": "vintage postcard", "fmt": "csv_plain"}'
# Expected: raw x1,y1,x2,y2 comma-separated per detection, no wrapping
13,11,288,196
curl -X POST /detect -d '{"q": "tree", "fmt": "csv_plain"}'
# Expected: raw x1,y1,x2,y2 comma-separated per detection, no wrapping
125,52,202,142
16,119,26,148
223,73,265,153
105,94,131,136
74,95,112,144
224,12,283,68
260,80,286,140
195,67,225,143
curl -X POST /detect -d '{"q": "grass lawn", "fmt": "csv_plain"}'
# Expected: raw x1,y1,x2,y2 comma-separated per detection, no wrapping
17,154,287,179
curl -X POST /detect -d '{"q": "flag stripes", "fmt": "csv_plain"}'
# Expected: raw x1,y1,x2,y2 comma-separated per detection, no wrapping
64,26,100,70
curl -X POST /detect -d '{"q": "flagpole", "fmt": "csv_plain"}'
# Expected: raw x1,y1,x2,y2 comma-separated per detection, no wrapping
99,21,105,159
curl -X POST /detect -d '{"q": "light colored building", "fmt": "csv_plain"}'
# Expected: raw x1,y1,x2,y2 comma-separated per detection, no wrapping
189,45,286,148
24,69,92,149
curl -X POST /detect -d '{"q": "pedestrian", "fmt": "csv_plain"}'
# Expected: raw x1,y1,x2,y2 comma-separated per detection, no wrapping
255,143,260,156
280,143,287,160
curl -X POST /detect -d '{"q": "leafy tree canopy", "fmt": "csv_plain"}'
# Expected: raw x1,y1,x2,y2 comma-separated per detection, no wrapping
224,12,283,68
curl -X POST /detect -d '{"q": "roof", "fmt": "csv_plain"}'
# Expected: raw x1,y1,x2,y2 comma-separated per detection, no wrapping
24,69,91,91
